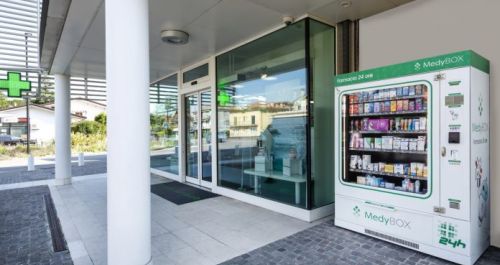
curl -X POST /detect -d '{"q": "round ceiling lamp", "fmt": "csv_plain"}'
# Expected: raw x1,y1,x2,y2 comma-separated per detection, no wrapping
161,30,189,45
339,0,352,8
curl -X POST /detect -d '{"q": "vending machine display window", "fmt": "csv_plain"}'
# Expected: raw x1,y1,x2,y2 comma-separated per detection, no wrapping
340,84,430,196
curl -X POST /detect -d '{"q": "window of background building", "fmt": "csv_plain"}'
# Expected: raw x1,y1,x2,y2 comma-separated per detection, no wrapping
150,74,179,175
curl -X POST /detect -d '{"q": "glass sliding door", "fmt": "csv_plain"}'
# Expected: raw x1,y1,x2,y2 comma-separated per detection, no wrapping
201,91,212,183
185,89,212,187
185,94,199,181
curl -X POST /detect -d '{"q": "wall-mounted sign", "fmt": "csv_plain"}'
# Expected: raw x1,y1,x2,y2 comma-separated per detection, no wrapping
0,72,32,98
1,117,17,123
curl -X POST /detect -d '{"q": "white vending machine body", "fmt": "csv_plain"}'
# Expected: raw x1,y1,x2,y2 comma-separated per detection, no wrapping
334,50,490,265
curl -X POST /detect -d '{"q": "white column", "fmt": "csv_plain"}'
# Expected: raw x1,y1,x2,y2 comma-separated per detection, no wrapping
54,74,71,185
105,0,151,264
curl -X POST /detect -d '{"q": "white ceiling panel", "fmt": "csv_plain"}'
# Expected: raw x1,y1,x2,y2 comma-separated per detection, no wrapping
310,0,397,24
387,0,415,6
150,0,283,80
148,0,221,49
79,6,105,50
248,0,336,16
49,0,414,80
69,47,106,78
58,0,102,46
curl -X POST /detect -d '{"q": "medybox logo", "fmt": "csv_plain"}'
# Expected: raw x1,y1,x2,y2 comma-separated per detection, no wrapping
353,206,361,216
363,212,411,230
414,62,421,71
352,205,411,229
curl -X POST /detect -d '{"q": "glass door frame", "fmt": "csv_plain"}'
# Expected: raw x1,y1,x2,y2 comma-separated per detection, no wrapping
179,58,217,189
183,90,212,188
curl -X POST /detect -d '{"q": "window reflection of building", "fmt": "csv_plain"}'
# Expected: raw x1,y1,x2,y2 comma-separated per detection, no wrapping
216,18,335,209
229,111,270,137
150,74,180,175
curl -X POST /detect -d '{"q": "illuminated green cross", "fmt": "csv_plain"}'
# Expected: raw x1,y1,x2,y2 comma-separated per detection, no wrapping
0,72,31,98
218,90,231,106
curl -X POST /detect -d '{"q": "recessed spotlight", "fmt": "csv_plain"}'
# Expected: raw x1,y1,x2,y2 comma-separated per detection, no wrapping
161,30,189,45
339,0,352,8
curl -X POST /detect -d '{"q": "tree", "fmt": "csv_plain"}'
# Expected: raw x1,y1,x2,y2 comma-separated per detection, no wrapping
0,92,26,110
94,112,106,125
31,75,55,105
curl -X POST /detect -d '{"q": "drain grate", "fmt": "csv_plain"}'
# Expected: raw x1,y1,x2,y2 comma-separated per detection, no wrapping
44,193,68,252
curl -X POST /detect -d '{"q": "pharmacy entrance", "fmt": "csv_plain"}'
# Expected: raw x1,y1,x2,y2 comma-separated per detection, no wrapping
181,61,215,189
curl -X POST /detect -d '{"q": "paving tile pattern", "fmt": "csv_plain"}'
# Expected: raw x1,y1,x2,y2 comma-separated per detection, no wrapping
0,156,107,185
0,186,73,265
222,219,500,265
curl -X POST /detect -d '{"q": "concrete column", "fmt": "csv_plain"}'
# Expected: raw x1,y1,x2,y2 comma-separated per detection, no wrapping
54,74,72,185
105,0,151,264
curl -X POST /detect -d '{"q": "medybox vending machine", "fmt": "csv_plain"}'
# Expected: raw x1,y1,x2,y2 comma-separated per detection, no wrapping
334,50,490,265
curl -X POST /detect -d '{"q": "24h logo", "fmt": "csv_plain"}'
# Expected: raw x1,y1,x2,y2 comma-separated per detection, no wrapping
438,222,466,249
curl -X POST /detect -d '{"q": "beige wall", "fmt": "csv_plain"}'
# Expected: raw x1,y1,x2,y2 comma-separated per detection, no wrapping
359,0,500,247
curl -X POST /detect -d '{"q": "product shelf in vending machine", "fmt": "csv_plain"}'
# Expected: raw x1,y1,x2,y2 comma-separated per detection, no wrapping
334,50,490,265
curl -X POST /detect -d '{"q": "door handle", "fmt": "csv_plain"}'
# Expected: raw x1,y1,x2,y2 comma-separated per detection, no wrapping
441,146,446,157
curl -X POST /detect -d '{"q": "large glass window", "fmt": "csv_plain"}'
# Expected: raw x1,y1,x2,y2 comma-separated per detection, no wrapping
216,19,335,209
216,21,308,208
309,20,336,208
150,74,179,175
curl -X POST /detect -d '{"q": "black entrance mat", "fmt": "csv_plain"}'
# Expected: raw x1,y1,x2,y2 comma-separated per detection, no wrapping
151,182,219,205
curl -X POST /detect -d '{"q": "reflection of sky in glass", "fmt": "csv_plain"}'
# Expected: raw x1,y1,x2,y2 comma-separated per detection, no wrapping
233,69,306,107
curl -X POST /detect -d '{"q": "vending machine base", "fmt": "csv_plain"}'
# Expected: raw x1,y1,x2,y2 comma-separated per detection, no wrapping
335,195,487,265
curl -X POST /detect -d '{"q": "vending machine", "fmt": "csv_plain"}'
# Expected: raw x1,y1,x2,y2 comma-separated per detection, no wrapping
334,50,490,265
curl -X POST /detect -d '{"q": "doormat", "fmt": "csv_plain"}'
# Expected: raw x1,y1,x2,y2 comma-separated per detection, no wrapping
151,182,219,205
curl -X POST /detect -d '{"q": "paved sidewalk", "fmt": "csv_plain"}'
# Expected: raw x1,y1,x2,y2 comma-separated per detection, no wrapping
0,186,73,265
0,155,107,185
51,175,315,265
223,219,500,265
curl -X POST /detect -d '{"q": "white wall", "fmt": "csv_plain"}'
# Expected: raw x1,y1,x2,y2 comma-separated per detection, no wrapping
0,107,82,144
70,99,106,120
359,0,500,247
1,107,55,143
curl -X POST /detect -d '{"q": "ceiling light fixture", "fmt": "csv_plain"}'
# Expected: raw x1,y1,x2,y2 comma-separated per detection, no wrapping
339,0,352,8
161,30,189,45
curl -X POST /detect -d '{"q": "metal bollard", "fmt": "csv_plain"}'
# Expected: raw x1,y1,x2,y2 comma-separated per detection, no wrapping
27,155,35,171
78,153,85,166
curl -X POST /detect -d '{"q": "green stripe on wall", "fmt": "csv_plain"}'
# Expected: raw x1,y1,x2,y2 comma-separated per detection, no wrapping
335,50,489,87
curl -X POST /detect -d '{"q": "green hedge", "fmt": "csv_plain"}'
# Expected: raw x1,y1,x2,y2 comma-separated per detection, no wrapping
71,121,106,135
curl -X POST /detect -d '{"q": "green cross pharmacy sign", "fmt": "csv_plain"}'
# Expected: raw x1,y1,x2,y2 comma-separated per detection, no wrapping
0,72,32,98
218,90,231,106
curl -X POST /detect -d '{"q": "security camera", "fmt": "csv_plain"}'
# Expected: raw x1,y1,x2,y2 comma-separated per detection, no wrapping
282,16,294,26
